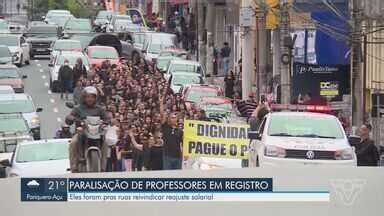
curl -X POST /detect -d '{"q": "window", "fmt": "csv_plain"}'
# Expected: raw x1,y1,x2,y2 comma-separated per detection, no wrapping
16,142,69,163
0,100,35,113
0,68,19,78
0,37,18,46
267,115,344,139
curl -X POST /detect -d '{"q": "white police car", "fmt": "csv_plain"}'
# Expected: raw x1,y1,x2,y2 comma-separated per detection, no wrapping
248,105,356,167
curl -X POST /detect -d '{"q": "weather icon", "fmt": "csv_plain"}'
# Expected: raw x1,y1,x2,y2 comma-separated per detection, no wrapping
26,180,40,188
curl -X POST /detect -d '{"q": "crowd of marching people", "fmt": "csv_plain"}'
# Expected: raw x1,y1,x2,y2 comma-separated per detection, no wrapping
58,56,211,172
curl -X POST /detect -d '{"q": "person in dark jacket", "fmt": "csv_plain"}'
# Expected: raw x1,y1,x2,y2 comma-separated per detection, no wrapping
73,58,87,88
224,71,235,98
58,59,73,99
356,124,379,166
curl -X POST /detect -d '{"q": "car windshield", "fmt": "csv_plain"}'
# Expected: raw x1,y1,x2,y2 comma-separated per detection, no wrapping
186,90,219,102
170,63,200,74
16,141,69,163
90,48,118,59
268,115,344,139
149,44,163,54
0,68,19,78
0,47,10,57
173,75,201,86
200,103,232,112
133,34,144,44
97,11,113,19
157,58,174,70
27,26,57,35
65,19,91,31
53,40,82,50
49,15,71,26
0,99,35,113
0,20,8,29
57,54,89,66
0,36,18,46
0,118,28,133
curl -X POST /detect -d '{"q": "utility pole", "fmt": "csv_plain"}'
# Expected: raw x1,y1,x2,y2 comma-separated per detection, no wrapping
255,3,267,99
351,0,363,126
241,0,255,100
279,0,291,104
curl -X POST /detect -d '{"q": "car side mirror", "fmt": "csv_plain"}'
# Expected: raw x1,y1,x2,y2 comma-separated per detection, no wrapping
48,63,53,67
36,107,43,112
22,75,27,79
142,49,147,54
0,159,11,167
248,131,261,140
65,102,75,109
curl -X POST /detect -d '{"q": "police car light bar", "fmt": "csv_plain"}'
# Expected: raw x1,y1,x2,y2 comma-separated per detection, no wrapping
270,104,331,113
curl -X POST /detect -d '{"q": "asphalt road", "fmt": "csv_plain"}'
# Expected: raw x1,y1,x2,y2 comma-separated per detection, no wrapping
21,57,71,139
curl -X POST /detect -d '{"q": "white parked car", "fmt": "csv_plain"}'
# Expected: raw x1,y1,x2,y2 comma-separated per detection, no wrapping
0,94,43,140
165,59,206,81
0,85,14,94
168,71,203,94
0,34,30,67
0,114,33,162
142,32,177,62
2,139,70,177
248,110,357,167
49,39,82,64
49,51,89,92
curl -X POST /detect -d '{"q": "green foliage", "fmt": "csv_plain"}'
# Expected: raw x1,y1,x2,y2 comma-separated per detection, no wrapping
30,0,91,19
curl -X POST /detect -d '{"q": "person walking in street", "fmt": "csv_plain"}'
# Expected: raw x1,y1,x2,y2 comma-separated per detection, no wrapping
356,124,379,166
58,59,73,100
73,58,87,88
159,91,183,170
220,42,231,76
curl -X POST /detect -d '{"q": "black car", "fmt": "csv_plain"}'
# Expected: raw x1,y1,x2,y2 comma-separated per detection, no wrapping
24,24,58,58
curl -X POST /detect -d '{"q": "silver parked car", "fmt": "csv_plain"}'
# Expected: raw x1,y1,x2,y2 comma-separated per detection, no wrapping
1,139,70,177
0,113,33,162
0,94,43,140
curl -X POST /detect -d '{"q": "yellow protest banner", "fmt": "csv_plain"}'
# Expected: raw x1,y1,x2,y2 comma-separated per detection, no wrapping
183,120,250,159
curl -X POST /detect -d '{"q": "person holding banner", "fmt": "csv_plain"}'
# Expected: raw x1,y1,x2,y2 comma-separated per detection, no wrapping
160,92,183,170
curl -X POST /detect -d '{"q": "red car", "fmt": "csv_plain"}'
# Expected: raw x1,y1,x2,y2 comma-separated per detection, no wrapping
86,46,122,67
182,84,224,111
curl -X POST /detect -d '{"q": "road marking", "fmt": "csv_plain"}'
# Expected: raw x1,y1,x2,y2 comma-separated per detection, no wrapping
57,117,62,123
53,107,59,113
44,82,49,87
37,63,41,67
48,90,52,95
50,98,55,103
42,75,46,79
39,69,44,73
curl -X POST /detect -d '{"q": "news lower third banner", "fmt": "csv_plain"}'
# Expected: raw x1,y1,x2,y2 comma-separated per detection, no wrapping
183,120,250,159
20,178,330,202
